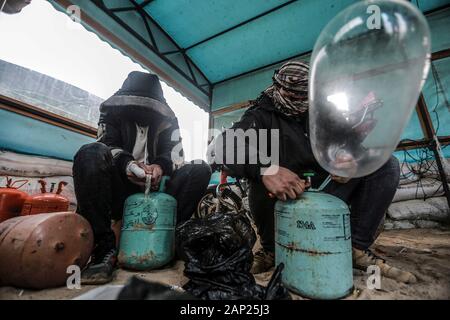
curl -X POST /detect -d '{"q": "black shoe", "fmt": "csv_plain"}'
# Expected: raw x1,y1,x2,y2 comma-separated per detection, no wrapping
81,248,118,285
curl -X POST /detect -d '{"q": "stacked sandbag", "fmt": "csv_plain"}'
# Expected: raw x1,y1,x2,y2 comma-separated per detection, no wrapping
0,150,73,177
0,150,77,210
386,197,449,230
393,178,447,203
386,158,450,230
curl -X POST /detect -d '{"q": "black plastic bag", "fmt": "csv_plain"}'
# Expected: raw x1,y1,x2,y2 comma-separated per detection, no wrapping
117,276,196,300
176,212,291,300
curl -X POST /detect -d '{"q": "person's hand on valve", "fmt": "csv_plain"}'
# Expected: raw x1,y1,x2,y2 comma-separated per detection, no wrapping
126,161,163,188
262,165,311,201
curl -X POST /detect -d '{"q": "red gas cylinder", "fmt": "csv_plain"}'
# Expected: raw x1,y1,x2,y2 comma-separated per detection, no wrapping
21,180,69,216
0,177,29,223
0,212,93,289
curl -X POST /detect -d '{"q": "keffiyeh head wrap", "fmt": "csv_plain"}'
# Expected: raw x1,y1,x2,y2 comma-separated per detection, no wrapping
264,60,310,117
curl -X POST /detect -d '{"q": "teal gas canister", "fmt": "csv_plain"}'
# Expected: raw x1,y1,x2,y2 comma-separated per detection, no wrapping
119,176,176,270
275,190,353,300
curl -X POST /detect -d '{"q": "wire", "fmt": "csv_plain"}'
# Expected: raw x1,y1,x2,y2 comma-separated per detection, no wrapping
399,141,443,201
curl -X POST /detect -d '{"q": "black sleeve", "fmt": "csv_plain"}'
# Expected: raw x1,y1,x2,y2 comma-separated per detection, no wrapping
213,108,268,182
97,107,134,175
152,119,184,176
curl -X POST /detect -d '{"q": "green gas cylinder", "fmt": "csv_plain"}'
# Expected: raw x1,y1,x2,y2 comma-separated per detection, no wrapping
275,174,354,299
118,176,176,270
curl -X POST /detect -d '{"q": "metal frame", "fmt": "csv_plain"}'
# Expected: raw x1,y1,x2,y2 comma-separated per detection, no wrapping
92,0,301,103
211,101,251,117
92,0,212,99
414,94,450,213
402,47,450,212
183,0,297,52
0,94,97,138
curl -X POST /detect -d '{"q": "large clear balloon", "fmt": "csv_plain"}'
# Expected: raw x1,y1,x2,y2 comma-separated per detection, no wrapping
309,0,431,178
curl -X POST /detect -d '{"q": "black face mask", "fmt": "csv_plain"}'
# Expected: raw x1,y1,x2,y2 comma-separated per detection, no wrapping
122,106,162,127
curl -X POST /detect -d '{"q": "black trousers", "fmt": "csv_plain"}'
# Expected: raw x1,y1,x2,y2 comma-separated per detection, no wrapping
73,142,211,247
249,156,400,252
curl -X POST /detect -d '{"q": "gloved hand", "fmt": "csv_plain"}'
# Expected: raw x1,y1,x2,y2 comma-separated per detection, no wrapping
126,161,147,186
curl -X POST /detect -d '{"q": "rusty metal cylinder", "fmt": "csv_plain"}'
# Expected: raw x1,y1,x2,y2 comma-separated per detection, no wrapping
0,212,93,289
119,177,176,270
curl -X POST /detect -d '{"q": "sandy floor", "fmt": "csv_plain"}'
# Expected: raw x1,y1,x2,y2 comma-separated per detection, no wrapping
1,228,449,300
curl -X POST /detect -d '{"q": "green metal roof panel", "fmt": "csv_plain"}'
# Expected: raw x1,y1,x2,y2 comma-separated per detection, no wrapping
138,0,294,48
188,0,357,83
428,7,450,52
415,0,450,12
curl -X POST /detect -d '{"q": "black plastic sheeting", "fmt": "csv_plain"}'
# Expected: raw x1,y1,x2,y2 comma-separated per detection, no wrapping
176,212,291,300
118,276,196,300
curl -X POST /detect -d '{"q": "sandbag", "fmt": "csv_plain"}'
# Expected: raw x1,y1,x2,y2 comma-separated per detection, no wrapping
0,212,93,289
399,164,420,185
0,150,73,177
387,196,449,222
393,178,447,203
384,218,443,230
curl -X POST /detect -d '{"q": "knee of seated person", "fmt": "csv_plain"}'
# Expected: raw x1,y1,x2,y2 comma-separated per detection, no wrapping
383,156,400,176
375,156,400,186
74,142,110,166
188,160,212,179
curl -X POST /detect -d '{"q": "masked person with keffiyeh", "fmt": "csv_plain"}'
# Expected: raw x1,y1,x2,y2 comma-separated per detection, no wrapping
212,61,416,283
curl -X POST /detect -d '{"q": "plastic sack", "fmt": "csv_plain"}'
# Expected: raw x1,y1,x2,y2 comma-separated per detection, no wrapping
176,212,291,300
117,276,195,300
309,0,431,178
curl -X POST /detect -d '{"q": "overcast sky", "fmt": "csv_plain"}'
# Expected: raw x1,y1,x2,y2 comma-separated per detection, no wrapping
0,0,209,161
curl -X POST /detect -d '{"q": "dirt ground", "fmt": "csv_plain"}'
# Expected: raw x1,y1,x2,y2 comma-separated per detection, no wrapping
0,228,449,300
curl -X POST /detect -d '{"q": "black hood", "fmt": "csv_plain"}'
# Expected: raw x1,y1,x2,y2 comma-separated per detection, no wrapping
100,71,176,122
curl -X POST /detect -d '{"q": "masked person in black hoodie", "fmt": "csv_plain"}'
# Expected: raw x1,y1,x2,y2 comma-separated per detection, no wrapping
212,61,416,283
73,72,211,284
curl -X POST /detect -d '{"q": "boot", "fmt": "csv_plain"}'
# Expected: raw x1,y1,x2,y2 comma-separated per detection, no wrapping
81,233,117,285
251,248,275,274
353,248,417,284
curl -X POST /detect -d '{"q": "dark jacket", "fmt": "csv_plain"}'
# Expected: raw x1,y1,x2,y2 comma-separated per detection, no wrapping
218,93,328,185
96,72,183,177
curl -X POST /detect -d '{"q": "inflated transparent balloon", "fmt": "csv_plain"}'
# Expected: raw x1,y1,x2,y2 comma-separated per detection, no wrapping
309,0,430,178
